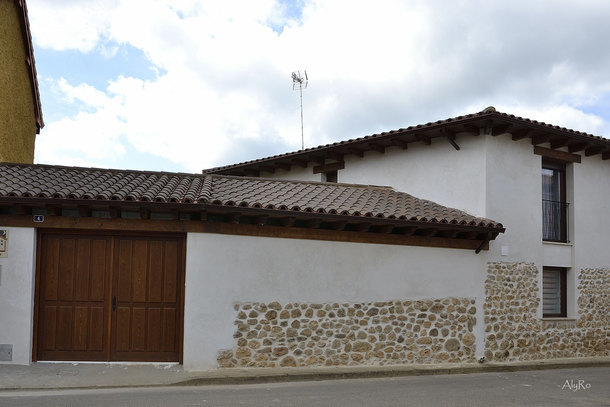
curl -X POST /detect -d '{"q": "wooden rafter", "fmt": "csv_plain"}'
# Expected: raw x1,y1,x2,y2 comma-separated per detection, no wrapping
275,162,291,171
584,146,604,157
550,137,569,149
291,159,308,168
368,143,386,154
390,137,409,149
441,129,460,151
511,129,531,141
346,147,365,157
492,123,512,136
568,142,587,153
531,134,550,145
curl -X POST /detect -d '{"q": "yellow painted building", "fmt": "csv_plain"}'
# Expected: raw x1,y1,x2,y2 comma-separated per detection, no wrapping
0,0,43,163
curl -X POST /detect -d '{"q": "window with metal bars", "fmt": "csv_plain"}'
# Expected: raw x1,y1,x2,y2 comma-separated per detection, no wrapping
542,160,568,242
542,267,567,318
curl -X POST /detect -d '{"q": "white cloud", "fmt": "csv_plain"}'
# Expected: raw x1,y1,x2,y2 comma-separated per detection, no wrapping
29,0,610,172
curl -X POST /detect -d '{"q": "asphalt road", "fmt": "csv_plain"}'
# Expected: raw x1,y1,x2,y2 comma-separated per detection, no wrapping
0,367,608,407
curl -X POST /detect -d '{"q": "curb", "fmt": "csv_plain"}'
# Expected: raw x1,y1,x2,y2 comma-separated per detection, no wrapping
1,359,609,391
173,360,610,387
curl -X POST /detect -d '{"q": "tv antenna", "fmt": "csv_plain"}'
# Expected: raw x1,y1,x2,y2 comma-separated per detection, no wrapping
292,70,308,150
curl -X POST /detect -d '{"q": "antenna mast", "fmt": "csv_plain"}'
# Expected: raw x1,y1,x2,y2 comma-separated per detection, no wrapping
291,70,308,150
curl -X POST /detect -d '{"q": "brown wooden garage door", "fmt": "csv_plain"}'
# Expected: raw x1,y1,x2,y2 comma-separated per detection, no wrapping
35,232,184,362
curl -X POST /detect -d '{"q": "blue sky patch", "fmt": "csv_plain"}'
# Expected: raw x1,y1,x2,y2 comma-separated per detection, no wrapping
268,0,306,34
35,43,161,90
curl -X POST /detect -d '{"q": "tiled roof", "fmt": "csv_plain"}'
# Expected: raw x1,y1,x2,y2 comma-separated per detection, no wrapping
205,106,609,175
0,163,503,229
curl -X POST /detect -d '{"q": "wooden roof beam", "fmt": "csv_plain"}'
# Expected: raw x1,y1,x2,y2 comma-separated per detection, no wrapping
462,124,480,136
531,134,550,145
290,159,308,168
255,215,269,226
550,137,569,149
243,169,260,177
511,129,531,141
228,212,241,224
346,147,365,157
568,142,588,153
491,123,512,136
332,221,348,231
374,224,394,234
416,135,431,145
390,137,409,149
282,217,296,227
484,120,494,136
418,227,438,237
275,162,291,171
357,222,372,232
437,229,459,239
308,219,322,228
368,143,386,154
259,165,276,174
441,129,460,151
584,146,604,157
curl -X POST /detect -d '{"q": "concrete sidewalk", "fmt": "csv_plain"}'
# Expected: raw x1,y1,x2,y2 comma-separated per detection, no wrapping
1,357,609,391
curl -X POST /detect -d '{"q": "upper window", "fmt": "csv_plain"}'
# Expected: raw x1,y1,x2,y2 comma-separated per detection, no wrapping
322,170,338,183
542,160,568,242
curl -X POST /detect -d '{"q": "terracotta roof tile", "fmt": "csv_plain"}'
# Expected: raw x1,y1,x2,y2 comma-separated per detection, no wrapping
0,163,503,229
204,106,609,174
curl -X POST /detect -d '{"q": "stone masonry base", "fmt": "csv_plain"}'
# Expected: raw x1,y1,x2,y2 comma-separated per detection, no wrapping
218,298,477,368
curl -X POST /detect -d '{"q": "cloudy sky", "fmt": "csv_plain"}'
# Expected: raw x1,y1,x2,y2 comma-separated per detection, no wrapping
29,0,610,173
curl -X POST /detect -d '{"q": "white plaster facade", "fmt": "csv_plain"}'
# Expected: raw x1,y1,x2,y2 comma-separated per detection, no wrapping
0,227,36,364
1,131,608,369
183,233,486,370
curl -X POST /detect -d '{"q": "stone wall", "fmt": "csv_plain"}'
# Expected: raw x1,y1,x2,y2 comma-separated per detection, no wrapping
484,263,609,362
218,298,477,368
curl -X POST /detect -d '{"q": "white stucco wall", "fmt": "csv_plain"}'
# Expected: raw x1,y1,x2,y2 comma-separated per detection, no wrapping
183,232,486,370
339,135,487,217
483,135,543,264
0,227,36,365
572,155,610,268
262,165,321,182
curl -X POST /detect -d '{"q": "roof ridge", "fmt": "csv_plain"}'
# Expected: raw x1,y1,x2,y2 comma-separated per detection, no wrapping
0,162,205,178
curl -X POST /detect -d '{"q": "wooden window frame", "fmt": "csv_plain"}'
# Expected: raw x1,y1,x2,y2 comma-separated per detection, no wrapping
542,266,567,318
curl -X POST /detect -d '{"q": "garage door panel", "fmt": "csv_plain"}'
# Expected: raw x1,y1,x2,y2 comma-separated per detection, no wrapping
42,238,60,301
162,308,177,352
90,239,108,301
148,242,164,302
58,239,75,301
74,240,91,302
115,307,131,352
147,308,161,351
163,240,178,303
117,239,133,301
72,306,89,351
89,306,105,351
56,306,74,350
132,240,149,303
41,305,57,350
131,308,147,351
